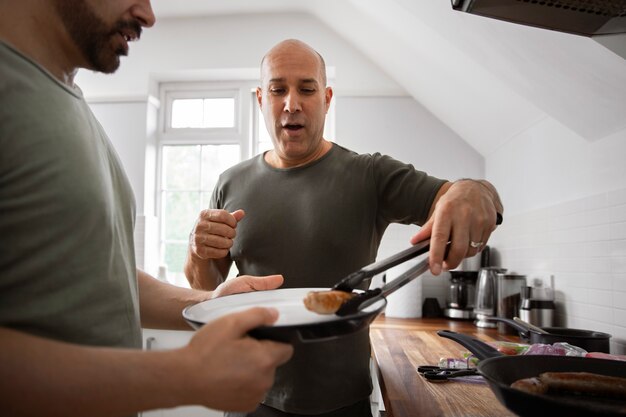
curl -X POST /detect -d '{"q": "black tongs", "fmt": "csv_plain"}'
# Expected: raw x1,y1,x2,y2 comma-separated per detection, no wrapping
334,239,432,316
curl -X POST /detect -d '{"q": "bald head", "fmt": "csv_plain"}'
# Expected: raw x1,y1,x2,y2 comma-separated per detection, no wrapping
260,39,327,87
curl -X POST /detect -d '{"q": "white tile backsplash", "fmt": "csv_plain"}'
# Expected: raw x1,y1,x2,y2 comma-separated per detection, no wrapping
490,186,626,354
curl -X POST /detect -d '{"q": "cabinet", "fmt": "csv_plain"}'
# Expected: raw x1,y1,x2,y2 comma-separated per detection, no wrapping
140,329,223,417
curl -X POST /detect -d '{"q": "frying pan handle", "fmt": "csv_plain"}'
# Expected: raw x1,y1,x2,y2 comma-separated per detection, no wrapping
437,330,502,360
488,317,530,338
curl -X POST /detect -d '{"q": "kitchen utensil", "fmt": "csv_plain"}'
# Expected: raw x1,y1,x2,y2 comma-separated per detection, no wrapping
519,285,556,327
496,273,526,335
513,316,549,334
438,330,626,417
488,317,611,353
332,239,431,293
417,365,480,381
474,267,507,328
336,255,429,316
333,214,500,295
444,270,478,319
183,287,386,344
422,297,443,318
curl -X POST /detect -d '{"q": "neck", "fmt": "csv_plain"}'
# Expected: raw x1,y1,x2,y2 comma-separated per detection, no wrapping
0,3,83,86
266,140,333,169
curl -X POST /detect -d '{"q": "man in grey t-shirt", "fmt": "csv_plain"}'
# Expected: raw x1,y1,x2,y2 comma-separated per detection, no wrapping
185,39,503,417
0,2,293,416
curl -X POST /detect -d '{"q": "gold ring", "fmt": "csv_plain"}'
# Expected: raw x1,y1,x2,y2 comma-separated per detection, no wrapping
470,241,483,248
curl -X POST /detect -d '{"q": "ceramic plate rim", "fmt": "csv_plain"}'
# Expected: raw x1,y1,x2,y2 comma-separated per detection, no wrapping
182,287,386,329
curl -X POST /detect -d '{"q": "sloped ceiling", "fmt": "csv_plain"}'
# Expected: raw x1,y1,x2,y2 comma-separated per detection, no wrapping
152,0,626,157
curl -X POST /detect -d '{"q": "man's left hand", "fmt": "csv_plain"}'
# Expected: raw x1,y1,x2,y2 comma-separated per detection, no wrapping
211,274,285,299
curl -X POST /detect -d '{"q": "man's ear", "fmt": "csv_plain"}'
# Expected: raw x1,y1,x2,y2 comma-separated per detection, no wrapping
256,87,263,109
324,86,333,113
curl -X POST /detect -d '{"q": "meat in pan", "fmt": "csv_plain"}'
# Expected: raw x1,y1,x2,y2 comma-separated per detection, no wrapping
303,290,355,314
512,372,626,398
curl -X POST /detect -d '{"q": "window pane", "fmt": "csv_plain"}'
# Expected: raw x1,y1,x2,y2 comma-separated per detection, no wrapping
171,99,204,128
201,192,212,209
163,191,200,240
162,145,200,190
203,98,235,128
257,107,273,155
200,144,240,191
163,242,188,282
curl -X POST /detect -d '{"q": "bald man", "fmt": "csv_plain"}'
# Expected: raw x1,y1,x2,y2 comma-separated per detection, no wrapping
185,39,503,417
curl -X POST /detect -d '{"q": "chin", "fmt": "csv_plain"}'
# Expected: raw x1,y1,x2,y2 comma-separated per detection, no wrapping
91,51,122,74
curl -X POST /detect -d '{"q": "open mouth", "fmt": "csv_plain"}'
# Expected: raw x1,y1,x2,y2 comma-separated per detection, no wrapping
119,30,138,43
283,124,304,131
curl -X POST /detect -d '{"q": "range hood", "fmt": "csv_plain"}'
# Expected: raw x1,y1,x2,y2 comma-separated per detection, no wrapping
451,0,626,36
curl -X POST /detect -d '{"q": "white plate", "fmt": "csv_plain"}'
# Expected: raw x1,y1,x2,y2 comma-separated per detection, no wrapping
183,287,384,327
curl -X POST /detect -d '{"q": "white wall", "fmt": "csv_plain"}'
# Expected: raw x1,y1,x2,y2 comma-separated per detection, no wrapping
76,13,405,98
487,118,626,354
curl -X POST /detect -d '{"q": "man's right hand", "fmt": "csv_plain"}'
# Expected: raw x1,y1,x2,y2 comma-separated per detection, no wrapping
189,209,244,260
180,307,294,411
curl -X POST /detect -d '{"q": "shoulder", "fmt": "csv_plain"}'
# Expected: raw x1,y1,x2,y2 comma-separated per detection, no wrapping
331,143,409,170
216,154,265,184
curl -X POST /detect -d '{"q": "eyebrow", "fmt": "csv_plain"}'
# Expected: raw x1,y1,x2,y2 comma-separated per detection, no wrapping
268,78,318,84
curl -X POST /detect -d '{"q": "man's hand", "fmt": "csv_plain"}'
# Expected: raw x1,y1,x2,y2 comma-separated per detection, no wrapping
211,274,285,299
189,209,245,260
180,307,294,411
411,180,502,275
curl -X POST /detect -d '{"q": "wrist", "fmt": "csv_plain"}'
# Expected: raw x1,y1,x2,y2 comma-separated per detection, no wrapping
456,178,503,223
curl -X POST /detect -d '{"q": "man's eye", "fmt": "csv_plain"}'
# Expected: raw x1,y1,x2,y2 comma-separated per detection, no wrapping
270,88,285,95
301,89,316,94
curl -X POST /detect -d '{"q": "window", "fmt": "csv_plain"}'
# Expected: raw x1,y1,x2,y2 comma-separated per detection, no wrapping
159,144,240,287
170,98,235,129
157,80,334,287
158,81,259,287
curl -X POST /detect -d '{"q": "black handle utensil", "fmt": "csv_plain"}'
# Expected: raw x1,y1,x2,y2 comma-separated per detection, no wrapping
334,240,431,316
333,239,431,293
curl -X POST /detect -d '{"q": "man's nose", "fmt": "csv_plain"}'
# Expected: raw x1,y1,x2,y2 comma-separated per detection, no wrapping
132,0,156,28
283,93,302,113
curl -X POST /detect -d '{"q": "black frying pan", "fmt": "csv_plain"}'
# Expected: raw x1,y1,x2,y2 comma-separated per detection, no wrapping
438,330,626,417
490,317,611,353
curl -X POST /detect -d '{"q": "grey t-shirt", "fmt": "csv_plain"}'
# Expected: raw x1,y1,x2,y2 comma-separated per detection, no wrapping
213,143,445,414
0,42,141,350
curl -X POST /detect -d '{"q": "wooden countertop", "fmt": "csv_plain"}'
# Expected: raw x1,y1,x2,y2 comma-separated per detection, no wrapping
370,316,518,417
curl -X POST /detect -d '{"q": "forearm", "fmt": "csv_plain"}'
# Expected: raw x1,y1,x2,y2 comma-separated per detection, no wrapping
0,327,191,417
183,250,230,290
138,269,210,330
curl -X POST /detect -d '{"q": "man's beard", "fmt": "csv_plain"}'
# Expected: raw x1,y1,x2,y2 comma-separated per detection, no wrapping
53,0,142,73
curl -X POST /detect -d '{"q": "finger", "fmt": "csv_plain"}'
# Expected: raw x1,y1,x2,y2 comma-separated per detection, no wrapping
202,209,239,228
257,339,294,367
202,220,239,239
428,212,452,276
219,307,280,339
212,275,284,299
244,274,284,291
468,225,485,256
231,209,245,223
198,232,234,249
410,218,433,245
443,219,471,271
